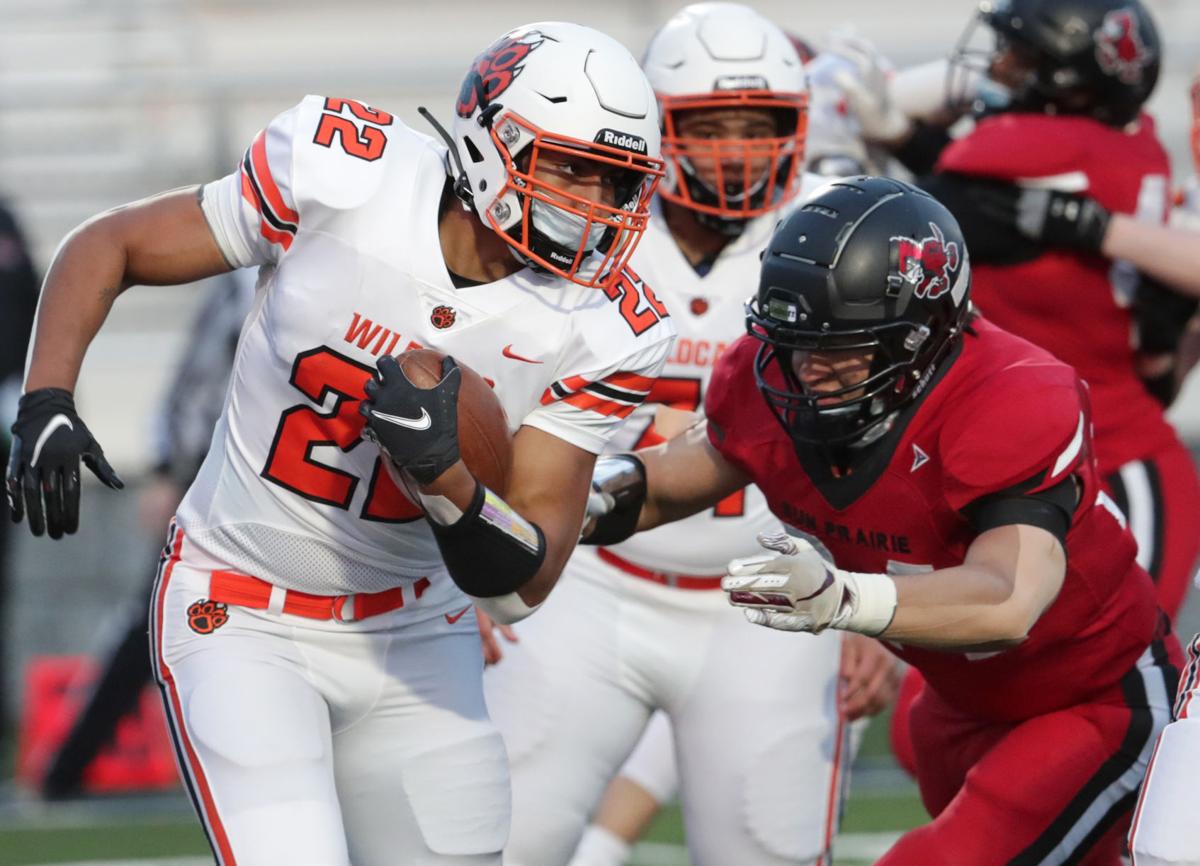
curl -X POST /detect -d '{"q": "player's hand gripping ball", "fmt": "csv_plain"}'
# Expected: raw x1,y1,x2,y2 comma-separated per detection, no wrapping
360,350,511,492
723,532,845,633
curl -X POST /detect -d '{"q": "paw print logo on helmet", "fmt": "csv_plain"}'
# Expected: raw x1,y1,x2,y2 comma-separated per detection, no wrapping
441,22,665,291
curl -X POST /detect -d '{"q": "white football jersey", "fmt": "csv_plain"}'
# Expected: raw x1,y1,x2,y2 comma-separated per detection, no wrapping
606,174,828,574
178,95,674,604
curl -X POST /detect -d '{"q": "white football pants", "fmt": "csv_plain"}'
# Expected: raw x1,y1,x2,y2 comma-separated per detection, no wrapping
485,546,847,866
151,527,509,866
1129,632,1200,866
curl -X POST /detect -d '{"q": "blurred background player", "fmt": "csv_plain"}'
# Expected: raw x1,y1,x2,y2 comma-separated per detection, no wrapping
590,176,1180,866
6,21,673,865
566,20,901,866
0,195,39,751
39,270,254,799
484,7,897,866
827,0,1200,778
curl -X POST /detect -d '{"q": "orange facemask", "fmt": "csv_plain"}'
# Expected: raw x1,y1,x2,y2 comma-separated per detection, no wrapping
657,91,808,222
485,113,665,289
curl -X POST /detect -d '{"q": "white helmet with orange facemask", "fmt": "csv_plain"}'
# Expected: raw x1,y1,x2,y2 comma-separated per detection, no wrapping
439,22,665,290
642,2,809,235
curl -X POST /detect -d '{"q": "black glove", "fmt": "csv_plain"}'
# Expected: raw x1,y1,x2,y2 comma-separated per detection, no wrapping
6,388,124,538
967,183,1111,254
359,355,461,485
1011,188,1111,253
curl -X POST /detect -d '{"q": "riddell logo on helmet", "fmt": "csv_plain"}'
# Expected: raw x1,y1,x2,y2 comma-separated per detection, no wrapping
595,129,648,154
889,222,960,300
456,31,546,118
1094,8,1150,84
713,74,770,91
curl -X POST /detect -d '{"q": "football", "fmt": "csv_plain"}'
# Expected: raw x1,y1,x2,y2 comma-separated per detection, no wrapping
397,348,513,495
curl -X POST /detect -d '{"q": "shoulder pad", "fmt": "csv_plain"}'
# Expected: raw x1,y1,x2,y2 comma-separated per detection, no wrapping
291,95,429,211
940,357,1088,510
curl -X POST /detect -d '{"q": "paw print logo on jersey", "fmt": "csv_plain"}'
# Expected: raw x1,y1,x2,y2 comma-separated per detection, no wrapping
430,305,457,329
456,31,546,118
1094,7,1150,85
889,222,961,300
187,599,230,635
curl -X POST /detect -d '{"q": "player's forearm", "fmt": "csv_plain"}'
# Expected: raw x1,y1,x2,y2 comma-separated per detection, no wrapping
1102,216,1200,297
880,562,1038,649
880,527,1063,649
637,428,746,531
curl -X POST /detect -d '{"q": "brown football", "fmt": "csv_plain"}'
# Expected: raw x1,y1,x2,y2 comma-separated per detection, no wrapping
397,349,512,495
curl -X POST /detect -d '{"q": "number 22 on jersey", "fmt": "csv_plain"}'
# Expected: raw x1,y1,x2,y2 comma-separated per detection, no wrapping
262,347,422,522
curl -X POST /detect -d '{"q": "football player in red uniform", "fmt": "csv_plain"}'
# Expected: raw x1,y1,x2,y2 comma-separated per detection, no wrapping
834,0,1200,785
584,176,1181,865
930,0,1200,621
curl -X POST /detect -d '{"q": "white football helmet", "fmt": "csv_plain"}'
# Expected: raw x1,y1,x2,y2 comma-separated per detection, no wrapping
446,22,664,289
642,3,808,231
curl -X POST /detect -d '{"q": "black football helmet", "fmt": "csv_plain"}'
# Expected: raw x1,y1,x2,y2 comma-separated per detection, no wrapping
950,0,1160,126
747,177,972,452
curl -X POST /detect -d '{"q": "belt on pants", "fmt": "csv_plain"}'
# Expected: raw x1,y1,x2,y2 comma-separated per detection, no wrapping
208,570,430,622
596,547,724,591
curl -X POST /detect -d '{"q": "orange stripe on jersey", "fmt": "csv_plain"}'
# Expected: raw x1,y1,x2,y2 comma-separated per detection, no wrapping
564,392,636,418
250,130,299,224
240,174,295,252
602,371,655,393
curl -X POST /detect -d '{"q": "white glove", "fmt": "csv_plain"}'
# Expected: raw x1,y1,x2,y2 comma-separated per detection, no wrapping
723,532,898,635
824,31,914,145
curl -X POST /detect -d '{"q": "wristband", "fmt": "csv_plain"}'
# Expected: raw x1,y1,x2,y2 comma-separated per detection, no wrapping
832,570,898,636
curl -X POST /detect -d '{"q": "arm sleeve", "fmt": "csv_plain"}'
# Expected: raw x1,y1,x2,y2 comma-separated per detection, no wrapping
917,173,1044,264
200,101,304,269
892,121,952,176
962,474,1077,546
522,339,672,455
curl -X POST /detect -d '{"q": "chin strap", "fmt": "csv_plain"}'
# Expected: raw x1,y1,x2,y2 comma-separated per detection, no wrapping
418,106,475,207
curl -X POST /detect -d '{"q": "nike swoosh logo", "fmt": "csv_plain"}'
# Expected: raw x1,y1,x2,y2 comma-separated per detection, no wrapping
502,344,543,364
370,408,432,431
444,605,471,625
31,414,74,466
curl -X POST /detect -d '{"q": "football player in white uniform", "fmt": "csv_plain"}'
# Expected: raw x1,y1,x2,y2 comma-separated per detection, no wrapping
5,22,674,866
483,7,897,866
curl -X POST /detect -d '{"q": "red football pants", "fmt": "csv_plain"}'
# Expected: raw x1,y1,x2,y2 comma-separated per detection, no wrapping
877,639,1179,866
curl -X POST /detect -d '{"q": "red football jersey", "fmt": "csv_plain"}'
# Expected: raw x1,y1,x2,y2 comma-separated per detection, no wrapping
706,319,1161,722
936,113,1177,474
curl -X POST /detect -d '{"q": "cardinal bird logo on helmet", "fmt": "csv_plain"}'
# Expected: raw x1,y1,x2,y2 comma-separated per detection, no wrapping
1095,8,1150,85
890,222,961,300
456,31,547,118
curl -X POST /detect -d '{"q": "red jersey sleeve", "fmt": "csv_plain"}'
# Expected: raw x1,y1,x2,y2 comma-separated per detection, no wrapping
937,114,1092,182
939,361,1089,513
704,335,775,479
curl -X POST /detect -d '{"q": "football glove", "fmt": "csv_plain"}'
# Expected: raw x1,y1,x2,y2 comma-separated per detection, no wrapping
1014,188,1111,253
825,31,913,144
359,354,460,486
6,388,124,539
974,185,1111,254
723,532,897,636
